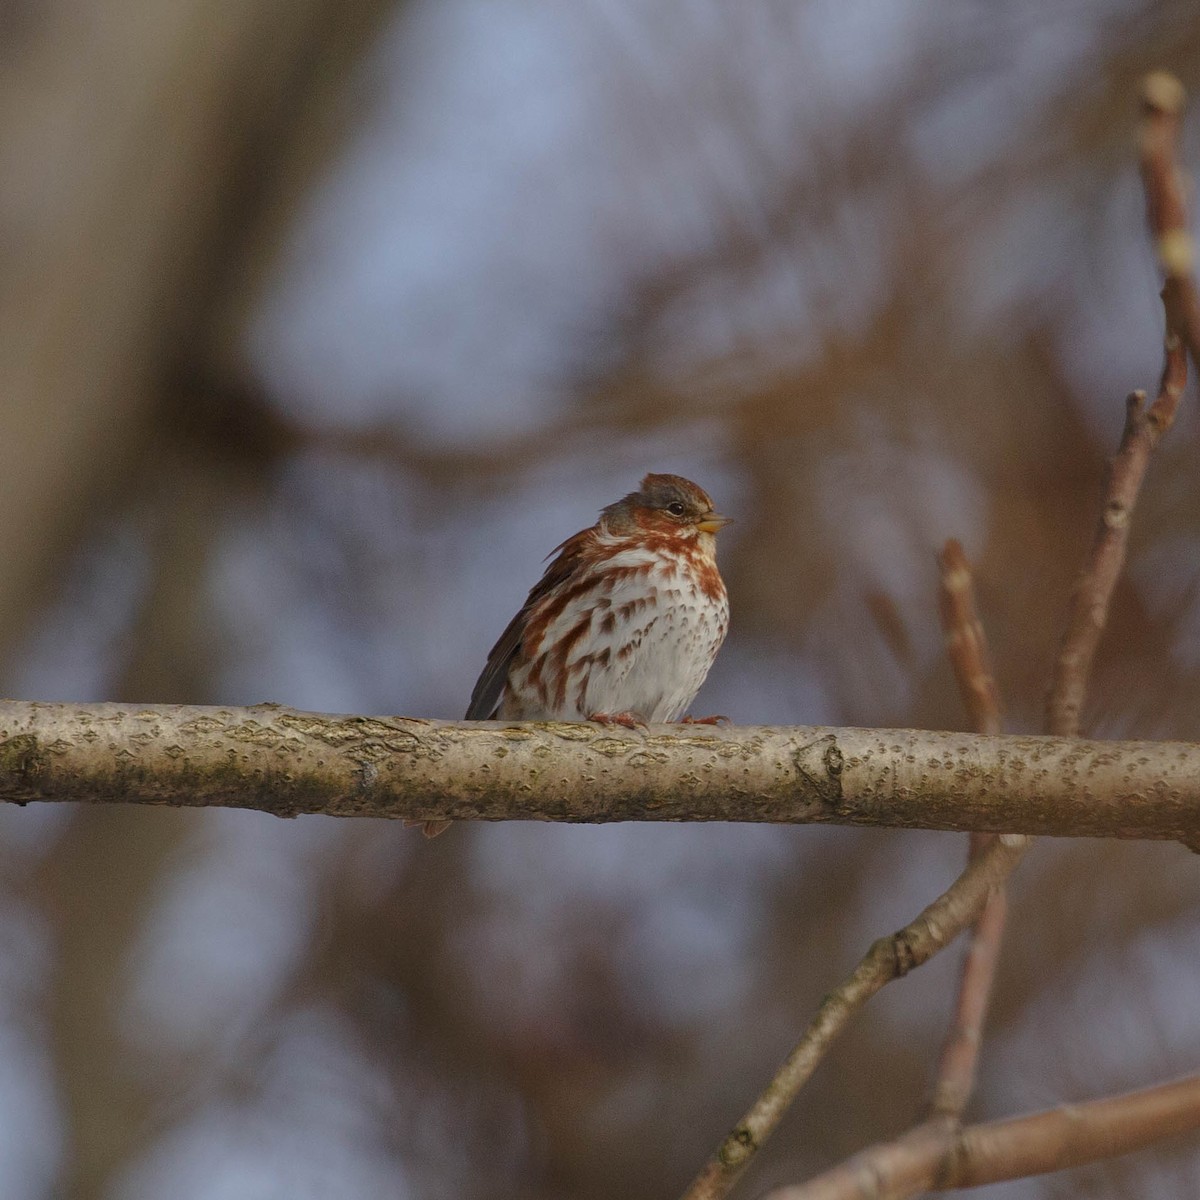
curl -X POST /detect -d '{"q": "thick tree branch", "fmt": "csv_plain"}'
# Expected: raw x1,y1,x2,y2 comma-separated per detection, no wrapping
1,702,1200,838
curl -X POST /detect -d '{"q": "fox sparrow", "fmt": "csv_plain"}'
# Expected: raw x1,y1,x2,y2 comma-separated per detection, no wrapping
420,473,731,836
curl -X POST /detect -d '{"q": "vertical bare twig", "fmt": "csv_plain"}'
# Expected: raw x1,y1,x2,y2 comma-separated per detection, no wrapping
1047,74,1191,739
936,540,1002,740
764,1074,1200,1198
927,883,1008,1118
1044,373,1185,738
1142,72,1200,373
929,541,1008,1122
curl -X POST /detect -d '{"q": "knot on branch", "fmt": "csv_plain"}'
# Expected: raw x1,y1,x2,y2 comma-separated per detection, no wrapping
718,1126,757,1168
892,930,920,977
793,735,845,807
0,734,47,799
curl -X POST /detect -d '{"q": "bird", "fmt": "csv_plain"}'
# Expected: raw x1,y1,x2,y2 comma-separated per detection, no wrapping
419,473,731,836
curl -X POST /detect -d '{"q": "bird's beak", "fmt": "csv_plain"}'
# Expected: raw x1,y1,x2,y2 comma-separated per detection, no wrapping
696,511,732,534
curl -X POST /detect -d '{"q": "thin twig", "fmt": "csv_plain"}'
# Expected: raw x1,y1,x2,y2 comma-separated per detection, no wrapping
929,541,1007,1121
1141,72,1200,373
1048,75,1191,739
927,878,1007,1122
1044,373,1186,740
676,833,1030,1200
937,540,1002,740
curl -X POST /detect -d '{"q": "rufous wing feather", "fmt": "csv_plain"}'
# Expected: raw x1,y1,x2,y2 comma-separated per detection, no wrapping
463,528,596,719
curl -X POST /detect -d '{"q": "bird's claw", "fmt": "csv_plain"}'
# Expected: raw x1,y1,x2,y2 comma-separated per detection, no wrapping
405,819,452,837
589,710,648,729
681,714,730,725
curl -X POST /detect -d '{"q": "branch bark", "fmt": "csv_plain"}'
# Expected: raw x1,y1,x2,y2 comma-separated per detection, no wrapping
2,702,1200,838
2,700,1200,840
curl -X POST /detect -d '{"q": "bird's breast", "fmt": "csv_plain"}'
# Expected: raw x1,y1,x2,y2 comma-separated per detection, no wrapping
509,543,727,721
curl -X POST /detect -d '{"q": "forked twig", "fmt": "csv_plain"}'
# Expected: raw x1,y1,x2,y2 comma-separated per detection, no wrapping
935,539,1007,1126
677,834,1029,1200
688,71,1199,1200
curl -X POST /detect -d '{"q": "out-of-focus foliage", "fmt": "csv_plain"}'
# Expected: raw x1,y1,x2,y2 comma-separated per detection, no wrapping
2,1,1200,1197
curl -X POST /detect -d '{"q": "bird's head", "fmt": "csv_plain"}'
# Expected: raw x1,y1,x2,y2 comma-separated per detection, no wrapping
603,473,732,542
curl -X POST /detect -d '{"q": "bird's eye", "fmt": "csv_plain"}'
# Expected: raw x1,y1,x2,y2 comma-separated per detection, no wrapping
666,501,686,516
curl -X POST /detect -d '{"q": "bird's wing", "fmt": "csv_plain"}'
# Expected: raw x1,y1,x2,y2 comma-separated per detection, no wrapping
464,528,595,719
464,609,525,719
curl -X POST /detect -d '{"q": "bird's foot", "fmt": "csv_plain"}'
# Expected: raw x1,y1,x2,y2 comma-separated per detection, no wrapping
589,710,648,729
680,714,729,726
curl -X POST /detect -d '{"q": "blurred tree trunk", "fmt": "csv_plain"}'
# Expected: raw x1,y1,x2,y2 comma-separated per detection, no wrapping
0,1,401,1194
0,0,396,676
36,806,192,1199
